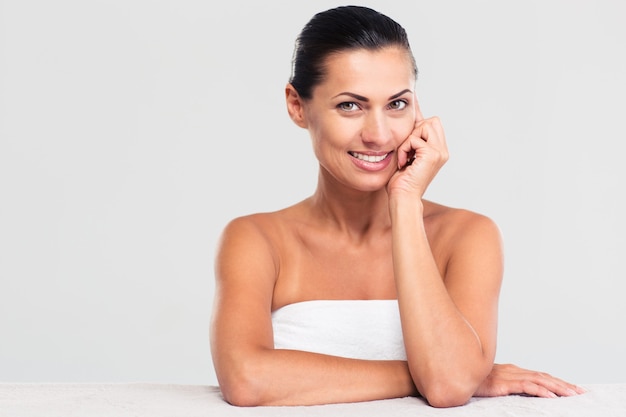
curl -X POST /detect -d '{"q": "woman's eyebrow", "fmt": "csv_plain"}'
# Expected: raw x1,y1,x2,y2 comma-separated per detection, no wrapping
389,89,412,100
333,89,413,102
333,92,369,101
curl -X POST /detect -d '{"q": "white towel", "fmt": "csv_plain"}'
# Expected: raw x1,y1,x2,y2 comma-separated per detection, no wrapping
271,299,407,361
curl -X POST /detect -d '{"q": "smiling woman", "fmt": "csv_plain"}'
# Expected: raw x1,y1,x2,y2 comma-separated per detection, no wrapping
287,47,416,190
209,5,585,408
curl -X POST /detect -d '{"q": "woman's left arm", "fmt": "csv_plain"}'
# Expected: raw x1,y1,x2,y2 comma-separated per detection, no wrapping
390,194,502,407
388,111,584,407
387,108,499,407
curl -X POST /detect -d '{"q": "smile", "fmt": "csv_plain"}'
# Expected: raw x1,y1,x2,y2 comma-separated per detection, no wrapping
348,151,390,163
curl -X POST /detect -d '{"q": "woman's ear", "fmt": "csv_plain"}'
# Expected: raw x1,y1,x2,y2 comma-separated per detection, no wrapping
285,83,308,128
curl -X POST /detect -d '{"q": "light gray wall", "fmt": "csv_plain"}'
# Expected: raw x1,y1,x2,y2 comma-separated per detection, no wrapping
1,0,624,385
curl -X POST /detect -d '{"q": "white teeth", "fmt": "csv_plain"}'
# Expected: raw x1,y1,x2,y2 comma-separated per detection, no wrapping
350,152,388,162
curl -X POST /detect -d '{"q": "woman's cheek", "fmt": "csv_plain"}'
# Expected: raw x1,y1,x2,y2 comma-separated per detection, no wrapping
394,119,415,144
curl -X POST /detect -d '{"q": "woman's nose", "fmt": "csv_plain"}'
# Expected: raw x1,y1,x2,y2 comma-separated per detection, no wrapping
361,111,392,145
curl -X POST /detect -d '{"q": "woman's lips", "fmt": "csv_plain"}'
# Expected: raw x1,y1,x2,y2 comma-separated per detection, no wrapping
348,151,390,162
348,151,393,171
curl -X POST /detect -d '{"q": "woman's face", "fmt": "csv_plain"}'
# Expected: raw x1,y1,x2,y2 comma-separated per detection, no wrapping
301,46,417,192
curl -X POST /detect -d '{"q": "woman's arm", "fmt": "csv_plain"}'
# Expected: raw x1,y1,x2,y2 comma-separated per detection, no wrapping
388,113,501,407
388,111,585,406
390,198,502,407
210,217,417,406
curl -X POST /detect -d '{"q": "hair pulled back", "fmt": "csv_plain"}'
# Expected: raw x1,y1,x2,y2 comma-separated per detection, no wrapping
289,5,417,99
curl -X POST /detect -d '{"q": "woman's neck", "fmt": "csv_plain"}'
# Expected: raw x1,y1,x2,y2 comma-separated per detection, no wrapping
308,178,391,241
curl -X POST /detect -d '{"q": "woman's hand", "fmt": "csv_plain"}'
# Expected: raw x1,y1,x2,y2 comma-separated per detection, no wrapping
474,363,587,399
387,100,449,199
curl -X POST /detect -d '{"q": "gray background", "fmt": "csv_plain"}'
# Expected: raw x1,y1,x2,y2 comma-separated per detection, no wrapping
1,0,624,385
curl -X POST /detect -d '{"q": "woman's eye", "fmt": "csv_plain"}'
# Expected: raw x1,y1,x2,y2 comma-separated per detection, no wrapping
388,100,407,110
338,102,359,112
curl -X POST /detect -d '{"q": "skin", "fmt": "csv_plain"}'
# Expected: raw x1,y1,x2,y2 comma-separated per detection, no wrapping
210,46,586,407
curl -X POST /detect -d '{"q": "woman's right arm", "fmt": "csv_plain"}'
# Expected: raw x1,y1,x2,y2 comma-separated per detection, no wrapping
209,216,416,406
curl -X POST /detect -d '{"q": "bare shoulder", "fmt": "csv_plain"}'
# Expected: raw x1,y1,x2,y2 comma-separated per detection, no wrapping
423,200,503,271
217,212,280,264
423,199,501,238
218,203,302,246
215,203,305,275
219,211,277,244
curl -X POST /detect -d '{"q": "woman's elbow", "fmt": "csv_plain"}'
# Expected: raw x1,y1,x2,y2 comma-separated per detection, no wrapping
416,360,492,407
220,381,261,407
419,374,483,408
217,361,266,407
422,384,473,408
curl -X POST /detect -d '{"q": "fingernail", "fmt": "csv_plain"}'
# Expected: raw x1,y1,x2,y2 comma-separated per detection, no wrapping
566,388,578,396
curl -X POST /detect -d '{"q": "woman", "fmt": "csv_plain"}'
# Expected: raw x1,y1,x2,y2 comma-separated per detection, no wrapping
210,5,585,407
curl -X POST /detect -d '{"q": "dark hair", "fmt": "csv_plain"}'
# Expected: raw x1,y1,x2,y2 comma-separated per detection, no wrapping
289,5,417,99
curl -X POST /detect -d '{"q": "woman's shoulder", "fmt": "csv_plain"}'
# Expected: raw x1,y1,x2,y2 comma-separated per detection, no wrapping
424,199,496,221
423,200,504,286
423,199,502,245
218,202,305,244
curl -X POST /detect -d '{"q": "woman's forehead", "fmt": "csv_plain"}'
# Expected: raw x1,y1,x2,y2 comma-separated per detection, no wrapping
317,47,415,97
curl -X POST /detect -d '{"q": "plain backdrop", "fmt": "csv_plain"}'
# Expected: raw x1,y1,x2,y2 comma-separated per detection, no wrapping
1,0,625,386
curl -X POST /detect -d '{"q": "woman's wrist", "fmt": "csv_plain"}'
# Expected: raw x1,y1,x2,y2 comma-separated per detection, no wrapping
388,193,424,218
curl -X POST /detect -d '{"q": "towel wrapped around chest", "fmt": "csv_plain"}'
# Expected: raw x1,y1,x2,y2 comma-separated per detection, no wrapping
271,299,407,361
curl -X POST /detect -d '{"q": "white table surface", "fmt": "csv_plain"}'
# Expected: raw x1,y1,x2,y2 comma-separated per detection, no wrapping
1,383,625,417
